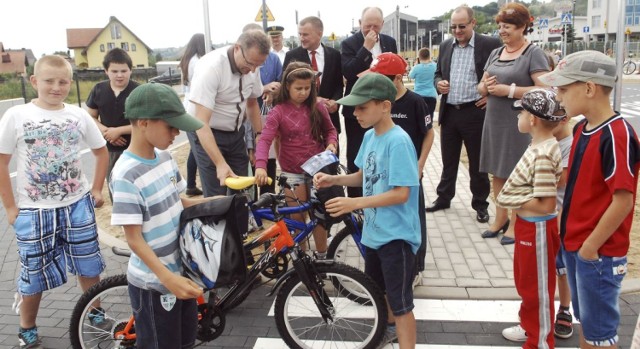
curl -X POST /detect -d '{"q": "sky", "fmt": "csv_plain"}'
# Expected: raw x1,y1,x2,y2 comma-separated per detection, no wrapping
3,0,497,57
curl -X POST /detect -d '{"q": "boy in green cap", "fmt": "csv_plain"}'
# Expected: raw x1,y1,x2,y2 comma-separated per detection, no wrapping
110,83,215,348
314,73,419,349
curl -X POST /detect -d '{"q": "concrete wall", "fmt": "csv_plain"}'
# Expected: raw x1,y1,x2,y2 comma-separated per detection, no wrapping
0,98,25,118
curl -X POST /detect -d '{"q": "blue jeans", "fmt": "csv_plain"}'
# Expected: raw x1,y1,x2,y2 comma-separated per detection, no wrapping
563,249,626,346
128,284,198,349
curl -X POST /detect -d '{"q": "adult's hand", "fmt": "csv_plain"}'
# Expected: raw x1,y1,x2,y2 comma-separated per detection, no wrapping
363,30,378,51
475,96,488,110
216,162,236,186
436,80,450,95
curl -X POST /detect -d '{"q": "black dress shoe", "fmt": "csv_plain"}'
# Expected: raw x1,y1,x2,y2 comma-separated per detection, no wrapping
476,208,490,223
426,200,450,212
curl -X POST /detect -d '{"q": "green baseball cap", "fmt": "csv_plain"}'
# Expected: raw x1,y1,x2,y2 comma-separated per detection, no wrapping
125,83,204,132
337,73,397,106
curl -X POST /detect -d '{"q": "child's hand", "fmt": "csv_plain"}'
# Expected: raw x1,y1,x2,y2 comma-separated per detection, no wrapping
164,274,204,300
6,206,18,225
313,172,334,189
91,189,104,208
325,144,337,154
325,197,356,217
255,168,269,186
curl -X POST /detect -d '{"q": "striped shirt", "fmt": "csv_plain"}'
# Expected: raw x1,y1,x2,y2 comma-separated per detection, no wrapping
497,138,562,210
110,150,186,294
448,33,482,104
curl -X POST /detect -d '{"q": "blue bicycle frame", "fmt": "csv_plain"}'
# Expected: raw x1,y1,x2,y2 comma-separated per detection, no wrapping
250,199,366,256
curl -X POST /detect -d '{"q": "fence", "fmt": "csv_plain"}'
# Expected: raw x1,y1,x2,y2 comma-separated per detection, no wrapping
0,67,176,107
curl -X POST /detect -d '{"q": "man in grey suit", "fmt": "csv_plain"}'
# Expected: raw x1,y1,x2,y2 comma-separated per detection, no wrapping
427,5,501,223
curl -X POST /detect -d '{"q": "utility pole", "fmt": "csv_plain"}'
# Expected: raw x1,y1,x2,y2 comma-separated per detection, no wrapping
202,0,212,53
261,0,267,31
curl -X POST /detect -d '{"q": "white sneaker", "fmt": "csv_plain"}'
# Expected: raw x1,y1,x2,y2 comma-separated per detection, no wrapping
502,324,527,342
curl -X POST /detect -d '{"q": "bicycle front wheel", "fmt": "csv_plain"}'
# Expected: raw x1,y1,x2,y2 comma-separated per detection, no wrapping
274,263,386,349
624,61,636,75
69,274,135,349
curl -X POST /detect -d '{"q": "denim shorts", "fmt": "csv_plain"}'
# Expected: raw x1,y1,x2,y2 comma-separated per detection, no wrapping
364,240,416,316
14,193,105,295
563,249,626,346
280,171,312,187
129,284,198,349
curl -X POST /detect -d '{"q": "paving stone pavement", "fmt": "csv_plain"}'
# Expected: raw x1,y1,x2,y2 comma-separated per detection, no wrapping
1,120,640,348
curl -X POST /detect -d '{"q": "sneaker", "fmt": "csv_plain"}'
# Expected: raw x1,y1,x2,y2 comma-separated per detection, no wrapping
89,307,113,332
186,187,203,197
376,325,398,348
18,327,43,349
502,324,527,342
554,310,574,338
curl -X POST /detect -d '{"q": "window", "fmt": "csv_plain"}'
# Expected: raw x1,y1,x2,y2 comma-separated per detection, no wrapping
107,42,115,50
593,0,602,8
131,43,137,52
592,15,602,28
110,24,121,39
100,44,105,52
121,42,129,51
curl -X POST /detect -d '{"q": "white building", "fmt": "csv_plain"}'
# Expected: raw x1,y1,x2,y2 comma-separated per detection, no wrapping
587,0,640,45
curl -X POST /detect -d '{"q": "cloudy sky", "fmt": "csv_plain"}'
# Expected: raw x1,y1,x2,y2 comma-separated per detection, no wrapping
4,0,499,57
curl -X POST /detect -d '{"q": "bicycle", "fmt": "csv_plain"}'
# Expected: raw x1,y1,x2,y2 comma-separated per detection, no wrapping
624,53,636,75
69,191,387,349
226,175,369,307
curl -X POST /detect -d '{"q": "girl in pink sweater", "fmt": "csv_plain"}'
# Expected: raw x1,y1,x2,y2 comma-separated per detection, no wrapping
255,62,337,256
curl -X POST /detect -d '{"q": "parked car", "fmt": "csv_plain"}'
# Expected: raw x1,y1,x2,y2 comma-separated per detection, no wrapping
149,69,182,85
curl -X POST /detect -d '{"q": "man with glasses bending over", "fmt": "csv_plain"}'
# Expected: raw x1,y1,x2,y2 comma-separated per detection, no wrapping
428,5,501,223
186,29,269,196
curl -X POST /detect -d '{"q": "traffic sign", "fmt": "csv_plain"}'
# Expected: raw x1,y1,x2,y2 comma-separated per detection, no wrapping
583,26,590,33
255,4,275,22
328,32,337,41
561,13,572,25
539,18,549,28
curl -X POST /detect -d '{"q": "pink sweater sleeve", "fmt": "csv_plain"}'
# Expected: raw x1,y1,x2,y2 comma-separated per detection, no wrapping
317,102,338,146
255,107,280,169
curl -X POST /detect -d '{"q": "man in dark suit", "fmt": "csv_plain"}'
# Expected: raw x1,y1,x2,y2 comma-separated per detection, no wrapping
429,5,501,223
283,16,343,134
341,6,397,197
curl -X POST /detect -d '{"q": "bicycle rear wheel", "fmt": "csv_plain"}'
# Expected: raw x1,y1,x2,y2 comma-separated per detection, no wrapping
69,274,135,349
274,263,386,349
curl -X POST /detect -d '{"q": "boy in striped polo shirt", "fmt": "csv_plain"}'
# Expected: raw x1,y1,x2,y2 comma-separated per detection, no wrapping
496,88,565,349
110,83,210,349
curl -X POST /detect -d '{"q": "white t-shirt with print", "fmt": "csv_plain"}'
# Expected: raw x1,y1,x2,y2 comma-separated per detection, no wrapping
0,102,106,208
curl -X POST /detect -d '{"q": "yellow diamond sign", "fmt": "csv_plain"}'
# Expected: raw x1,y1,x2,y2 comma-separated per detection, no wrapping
255,4,275,22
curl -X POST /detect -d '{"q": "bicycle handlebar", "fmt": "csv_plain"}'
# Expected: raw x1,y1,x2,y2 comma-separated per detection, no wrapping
225,176,273,190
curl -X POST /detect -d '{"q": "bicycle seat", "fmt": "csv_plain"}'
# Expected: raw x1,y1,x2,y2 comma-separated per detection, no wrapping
225,176,272,190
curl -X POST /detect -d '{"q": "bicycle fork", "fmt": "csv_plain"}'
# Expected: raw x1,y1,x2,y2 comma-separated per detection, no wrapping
289,250,335,323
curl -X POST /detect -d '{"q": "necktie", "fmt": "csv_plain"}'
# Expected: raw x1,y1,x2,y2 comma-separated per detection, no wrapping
310,50,320,90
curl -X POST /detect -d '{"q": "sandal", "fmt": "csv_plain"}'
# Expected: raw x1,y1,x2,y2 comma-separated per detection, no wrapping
554,311,573,339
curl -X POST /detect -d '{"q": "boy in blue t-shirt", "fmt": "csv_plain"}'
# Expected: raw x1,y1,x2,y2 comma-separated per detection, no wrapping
110,83,211,348
315,73,420,349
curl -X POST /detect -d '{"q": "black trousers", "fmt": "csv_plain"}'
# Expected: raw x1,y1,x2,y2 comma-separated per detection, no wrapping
435,104,490,211
344,117,369,198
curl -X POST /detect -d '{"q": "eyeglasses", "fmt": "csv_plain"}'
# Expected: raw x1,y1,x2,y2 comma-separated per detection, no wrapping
450,22,472,31
239,46,260,69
